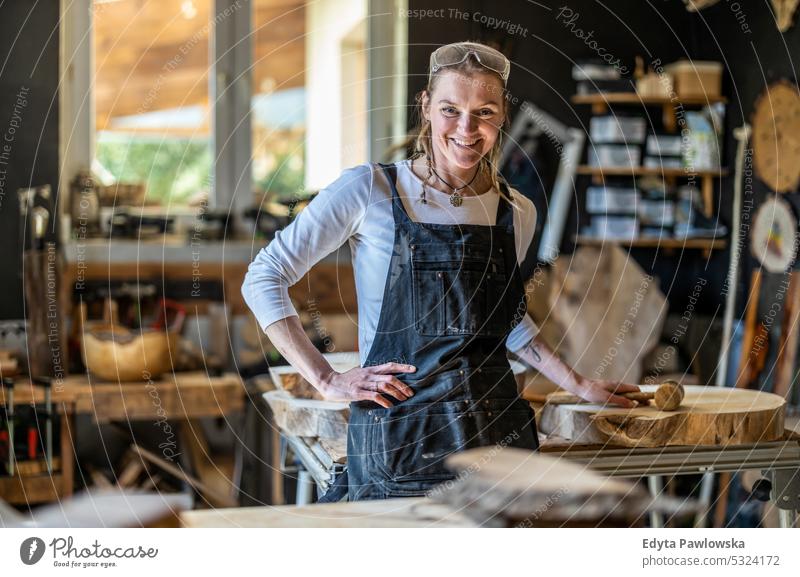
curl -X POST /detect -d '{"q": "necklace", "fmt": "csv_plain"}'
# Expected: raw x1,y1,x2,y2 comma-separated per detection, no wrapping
421,154,480,207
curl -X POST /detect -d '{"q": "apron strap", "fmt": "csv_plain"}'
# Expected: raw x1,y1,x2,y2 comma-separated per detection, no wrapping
376,162,413,227
496,179,515,228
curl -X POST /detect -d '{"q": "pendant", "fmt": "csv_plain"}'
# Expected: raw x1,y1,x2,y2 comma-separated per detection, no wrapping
449,191,463,207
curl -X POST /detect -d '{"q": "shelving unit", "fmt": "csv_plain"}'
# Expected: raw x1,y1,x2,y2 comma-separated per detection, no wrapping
573,90,728,245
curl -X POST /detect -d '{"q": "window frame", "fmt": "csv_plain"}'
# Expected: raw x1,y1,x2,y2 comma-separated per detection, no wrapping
59,0,407,239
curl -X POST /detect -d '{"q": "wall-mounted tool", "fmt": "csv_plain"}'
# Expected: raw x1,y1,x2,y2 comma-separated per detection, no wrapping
2,377,14,476
32,377,53,473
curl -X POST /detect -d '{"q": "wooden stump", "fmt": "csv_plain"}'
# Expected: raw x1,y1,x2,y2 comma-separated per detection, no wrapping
538,385,785,447
263,390,349,439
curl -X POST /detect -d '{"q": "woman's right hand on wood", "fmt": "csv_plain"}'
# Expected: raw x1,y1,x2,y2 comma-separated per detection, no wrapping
319,363,417,408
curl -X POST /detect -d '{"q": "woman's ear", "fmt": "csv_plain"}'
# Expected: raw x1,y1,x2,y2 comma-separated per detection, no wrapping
421,90,430,122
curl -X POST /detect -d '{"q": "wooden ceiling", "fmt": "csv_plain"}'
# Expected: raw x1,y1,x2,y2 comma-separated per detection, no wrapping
94,0,305,132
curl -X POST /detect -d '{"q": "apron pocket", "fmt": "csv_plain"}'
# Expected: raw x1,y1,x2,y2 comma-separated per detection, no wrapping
369,400,537,483
412,247,511,338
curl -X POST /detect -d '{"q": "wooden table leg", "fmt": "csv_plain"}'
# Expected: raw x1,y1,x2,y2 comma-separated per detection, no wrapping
271,428,284,505
60,409,75,498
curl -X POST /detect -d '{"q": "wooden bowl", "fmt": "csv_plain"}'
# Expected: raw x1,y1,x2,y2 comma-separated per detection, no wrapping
81,324,178,382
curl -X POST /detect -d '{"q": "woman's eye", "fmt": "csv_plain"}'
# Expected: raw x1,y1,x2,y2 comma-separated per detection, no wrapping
479,109,494,117
441,107,457,115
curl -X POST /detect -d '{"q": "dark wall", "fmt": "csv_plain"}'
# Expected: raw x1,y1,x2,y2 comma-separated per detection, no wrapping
406,0,800,317
0,0,60,320
408,0,694,130
692,3,800,317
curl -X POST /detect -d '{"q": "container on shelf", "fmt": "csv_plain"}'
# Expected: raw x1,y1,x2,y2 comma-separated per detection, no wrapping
638,199,675,227
636,71,673,99
664,60,723,99
586,186,639,215
587,215,639,240
644,156,683,169
646,134,683,157
588,144,642,169
590,115,647,143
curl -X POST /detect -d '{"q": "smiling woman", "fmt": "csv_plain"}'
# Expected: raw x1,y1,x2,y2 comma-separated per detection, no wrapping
242,40,640,504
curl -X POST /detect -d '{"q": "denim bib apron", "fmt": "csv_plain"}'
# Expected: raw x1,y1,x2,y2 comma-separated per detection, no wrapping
319,161,539,502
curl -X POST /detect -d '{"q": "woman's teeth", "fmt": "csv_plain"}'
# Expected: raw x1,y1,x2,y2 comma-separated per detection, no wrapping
450,138,480,149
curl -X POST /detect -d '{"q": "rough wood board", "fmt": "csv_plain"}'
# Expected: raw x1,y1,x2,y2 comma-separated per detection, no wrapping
434,447,697,526
263,390,349,439
318,437,347,463
538,385,786,447
543,246,667,383
181,497,476,528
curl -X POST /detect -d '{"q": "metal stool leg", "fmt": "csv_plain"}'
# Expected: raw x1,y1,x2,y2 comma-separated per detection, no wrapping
296,469,314,505
648,475,665,528
769,468,800,528
693,472,715,528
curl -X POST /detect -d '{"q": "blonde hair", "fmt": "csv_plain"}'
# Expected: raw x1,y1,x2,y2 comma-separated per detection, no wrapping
385,44,515,206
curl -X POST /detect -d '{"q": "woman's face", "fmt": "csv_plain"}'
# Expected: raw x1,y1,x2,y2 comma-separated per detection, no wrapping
423,70,505,170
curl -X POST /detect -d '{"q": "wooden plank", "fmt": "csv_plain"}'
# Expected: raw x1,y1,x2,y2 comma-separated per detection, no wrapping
538,385,786,448
73,372,244,422
576,165,728,178
181,420,238,502
180,497,476,528
574,235,726,250
433,447,697,527
0,474,63,505
572,93,727,106
132,444,237,509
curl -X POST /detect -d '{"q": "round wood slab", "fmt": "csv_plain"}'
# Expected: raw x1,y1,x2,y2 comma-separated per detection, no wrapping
538,385,786,447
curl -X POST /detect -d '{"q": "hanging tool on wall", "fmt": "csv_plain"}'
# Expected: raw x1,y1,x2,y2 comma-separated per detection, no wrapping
2,377,14,476
32,376,54,473
19,184,64,380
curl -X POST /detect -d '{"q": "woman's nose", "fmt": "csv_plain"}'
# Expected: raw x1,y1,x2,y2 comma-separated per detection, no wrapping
458,111,479,133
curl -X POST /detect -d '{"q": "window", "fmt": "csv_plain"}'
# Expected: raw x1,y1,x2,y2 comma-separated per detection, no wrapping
251,0,306,202
251,0,368,203
93,0,212,206
71,0,403,216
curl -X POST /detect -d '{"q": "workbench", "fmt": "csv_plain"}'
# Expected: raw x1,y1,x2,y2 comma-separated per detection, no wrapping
0,371,244,505
540,431,800,528
179,430,800,528
267,402,800,527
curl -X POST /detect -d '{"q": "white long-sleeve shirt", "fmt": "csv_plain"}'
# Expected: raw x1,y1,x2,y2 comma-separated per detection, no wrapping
242,159,540,365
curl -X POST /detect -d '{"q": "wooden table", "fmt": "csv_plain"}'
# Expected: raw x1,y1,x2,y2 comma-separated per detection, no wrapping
0,371,244,505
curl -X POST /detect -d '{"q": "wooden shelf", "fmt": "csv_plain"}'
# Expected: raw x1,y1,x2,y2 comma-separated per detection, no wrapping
574,235,726,257
572,92,727,132
571,92,727,106
577,165,728,178
577,166,728,218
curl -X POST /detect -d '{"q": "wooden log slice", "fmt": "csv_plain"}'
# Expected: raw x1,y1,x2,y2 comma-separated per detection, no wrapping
538,385,785,447
263,390,349,439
